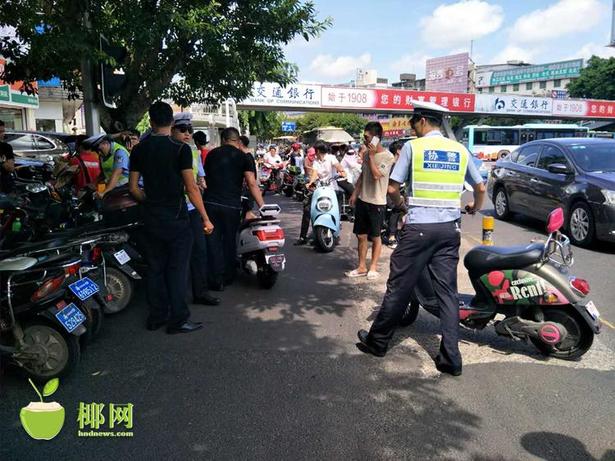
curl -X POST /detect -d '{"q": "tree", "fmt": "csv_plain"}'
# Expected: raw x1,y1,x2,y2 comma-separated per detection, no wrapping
0,1,329,132
568,56,615,100
295,112,368,137
239,110,283,141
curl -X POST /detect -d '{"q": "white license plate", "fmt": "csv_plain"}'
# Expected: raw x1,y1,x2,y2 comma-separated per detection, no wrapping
114,249,131,265
585,301,600,320
265,254,286,271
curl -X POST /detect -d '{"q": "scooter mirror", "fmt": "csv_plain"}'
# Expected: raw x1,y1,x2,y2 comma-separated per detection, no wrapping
546,208,564,234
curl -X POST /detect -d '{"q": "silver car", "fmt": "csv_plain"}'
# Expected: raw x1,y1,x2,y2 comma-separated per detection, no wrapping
4,131,71,162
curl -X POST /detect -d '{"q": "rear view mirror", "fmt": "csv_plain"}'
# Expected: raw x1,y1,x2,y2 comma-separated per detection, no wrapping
547,163,572,175
547,208,564,234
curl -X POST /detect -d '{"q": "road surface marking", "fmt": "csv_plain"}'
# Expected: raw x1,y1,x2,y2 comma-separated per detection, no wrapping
601,318,615,330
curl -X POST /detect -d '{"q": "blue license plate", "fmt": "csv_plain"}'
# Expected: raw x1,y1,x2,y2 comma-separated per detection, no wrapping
55,303,86,333
69,277,100,301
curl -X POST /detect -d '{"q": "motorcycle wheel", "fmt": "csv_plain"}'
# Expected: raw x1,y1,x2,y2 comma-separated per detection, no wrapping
103,267,134,314
399,301,420,327
19,320,81,381
530,308,594,360
314,226,336,253
257,265,278,289
79,299,104,346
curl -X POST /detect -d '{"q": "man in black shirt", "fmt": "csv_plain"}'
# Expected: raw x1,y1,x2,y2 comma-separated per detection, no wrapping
204,127,264,289
129,101,213,334
0,120,16,193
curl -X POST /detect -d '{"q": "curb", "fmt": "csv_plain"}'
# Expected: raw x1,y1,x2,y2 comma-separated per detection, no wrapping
458,234,481,294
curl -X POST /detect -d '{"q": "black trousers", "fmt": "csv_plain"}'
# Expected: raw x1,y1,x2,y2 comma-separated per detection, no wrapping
189,209,209,299
143,213,193,328
205,203,241,285
368,220,462,369
299,193,313,239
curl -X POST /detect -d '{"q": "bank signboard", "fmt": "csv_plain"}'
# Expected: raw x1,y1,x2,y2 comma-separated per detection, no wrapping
242,82,321,109
488,59,583,86
474,94,552,116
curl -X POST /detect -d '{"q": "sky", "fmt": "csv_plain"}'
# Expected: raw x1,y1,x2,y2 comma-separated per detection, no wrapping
284,0,615,83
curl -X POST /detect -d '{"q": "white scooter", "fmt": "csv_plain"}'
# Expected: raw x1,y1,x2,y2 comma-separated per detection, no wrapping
236,204,286,289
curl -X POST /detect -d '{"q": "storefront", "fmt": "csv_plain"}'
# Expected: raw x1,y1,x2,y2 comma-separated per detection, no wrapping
0,58,39,130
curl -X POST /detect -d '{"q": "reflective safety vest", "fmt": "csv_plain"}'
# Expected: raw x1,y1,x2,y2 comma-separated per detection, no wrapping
407,136,469,208
101,142,129,186
185,149,201,206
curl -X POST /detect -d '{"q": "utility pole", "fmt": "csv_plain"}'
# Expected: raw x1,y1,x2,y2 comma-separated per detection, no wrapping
81,2,100,134
610,0,615,47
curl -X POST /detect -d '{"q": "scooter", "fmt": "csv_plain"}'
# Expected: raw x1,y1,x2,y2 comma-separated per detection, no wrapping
281,166,301,198
236,204,286,289
400,208,601,360
309,178,341,253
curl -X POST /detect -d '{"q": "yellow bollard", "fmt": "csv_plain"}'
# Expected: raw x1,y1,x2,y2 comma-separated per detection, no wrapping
482,215,495,246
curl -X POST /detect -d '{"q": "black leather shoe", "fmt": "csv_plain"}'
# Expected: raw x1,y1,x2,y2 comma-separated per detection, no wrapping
209,282,225,292
435,361,462,377
193,294,221,306
356,329,386,357
166,321,203,335
146,319,167,331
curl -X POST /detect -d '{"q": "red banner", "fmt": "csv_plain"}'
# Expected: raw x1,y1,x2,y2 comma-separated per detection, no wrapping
374,89,475,113
585,99,615,118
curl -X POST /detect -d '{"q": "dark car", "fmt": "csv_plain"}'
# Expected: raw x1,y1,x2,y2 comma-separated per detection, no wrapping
487,138,615,246
4,131,72,162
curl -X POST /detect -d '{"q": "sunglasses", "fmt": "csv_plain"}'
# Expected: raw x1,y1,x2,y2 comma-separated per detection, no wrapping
176,126,193,134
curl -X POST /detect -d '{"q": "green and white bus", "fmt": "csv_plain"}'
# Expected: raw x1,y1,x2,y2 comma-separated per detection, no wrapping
461,123,589,161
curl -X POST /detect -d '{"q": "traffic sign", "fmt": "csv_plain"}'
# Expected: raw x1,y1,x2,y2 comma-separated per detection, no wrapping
281,121,297,132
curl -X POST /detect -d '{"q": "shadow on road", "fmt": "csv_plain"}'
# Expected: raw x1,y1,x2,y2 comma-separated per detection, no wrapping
0,197,483,460
521,431,615,461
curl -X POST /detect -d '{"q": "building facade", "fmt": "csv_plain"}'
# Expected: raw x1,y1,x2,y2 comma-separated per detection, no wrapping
475,59,583,98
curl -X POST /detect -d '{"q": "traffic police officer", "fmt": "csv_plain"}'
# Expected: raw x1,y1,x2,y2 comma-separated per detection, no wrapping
357,101,486,376
171,112,220,306
84,134,130,196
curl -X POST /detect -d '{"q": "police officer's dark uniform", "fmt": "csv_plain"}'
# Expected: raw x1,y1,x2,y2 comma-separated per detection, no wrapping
357,102,484,375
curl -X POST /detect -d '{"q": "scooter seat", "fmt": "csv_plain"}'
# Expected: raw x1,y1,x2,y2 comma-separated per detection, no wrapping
464,243,544,274
0,256,38,272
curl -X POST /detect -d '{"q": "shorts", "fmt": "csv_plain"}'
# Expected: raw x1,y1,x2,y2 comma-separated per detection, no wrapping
353,198,385,238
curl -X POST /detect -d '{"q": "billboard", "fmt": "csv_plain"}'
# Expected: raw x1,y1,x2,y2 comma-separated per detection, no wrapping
425,53,469,93
242,82,321,109
485,59,583,87
474,94,552,116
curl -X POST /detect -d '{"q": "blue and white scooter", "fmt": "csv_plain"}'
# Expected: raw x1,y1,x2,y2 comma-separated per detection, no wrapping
310,178,340,252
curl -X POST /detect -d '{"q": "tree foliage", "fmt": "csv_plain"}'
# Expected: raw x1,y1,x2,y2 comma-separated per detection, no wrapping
239,110,283,141
568,56,615,100
295,112,368,137
0,0,330,132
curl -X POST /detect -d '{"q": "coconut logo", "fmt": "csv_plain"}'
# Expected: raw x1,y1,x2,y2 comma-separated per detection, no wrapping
20,378,65,440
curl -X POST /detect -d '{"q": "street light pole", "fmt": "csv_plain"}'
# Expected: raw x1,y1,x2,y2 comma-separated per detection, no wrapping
610,0,615,47
81,2,100,134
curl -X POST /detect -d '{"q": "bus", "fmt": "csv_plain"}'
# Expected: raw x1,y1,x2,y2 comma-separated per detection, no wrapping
461,123,589,161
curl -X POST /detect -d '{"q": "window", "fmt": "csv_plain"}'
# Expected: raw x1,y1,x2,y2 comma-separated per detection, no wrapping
36,119,56,132
488,86,495,94
513,84,519,92
5,133,36,151
526,82,533,90
35,136,55,150
477,88,483,93
515,144,542,168
500,85,507,93
537,145,569,170
553,79,561,88
540,81,547,89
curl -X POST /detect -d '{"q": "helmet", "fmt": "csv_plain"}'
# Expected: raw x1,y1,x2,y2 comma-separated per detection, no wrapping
291,143,301,150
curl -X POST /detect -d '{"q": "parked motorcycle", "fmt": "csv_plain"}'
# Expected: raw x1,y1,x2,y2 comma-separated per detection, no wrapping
0,255,88,379
400,208,600,360
237,204,285,289
281,166,301,198
293,174,308,202
309,178,341,253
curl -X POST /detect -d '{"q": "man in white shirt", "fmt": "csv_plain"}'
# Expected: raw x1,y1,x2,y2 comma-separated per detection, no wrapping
295,141,346,245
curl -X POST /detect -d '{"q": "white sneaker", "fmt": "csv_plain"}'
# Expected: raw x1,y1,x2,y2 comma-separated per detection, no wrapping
366,271,381,280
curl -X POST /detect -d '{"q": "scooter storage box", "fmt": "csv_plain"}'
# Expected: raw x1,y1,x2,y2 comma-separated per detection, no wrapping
101,186,141,226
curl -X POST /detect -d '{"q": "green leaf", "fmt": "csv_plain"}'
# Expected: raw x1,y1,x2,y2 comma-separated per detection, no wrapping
43,378,60,397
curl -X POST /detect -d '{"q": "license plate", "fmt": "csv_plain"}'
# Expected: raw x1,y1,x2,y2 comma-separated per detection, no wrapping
114,249,131,265
69,277,100,301
265,254,286,271
55,303,86,333
585,300,600,320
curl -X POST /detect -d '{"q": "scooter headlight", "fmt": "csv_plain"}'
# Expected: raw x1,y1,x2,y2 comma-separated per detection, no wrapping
316,197,333,212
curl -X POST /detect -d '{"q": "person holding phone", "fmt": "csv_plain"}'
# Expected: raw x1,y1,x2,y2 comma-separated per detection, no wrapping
346,122,394,280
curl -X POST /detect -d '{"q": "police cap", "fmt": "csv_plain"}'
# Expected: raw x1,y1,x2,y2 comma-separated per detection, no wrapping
411,100,449,123
173,112,193,127
83,134,111,150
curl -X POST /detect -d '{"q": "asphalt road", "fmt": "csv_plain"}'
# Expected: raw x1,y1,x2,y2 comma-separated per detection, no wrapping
1,195,614,460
